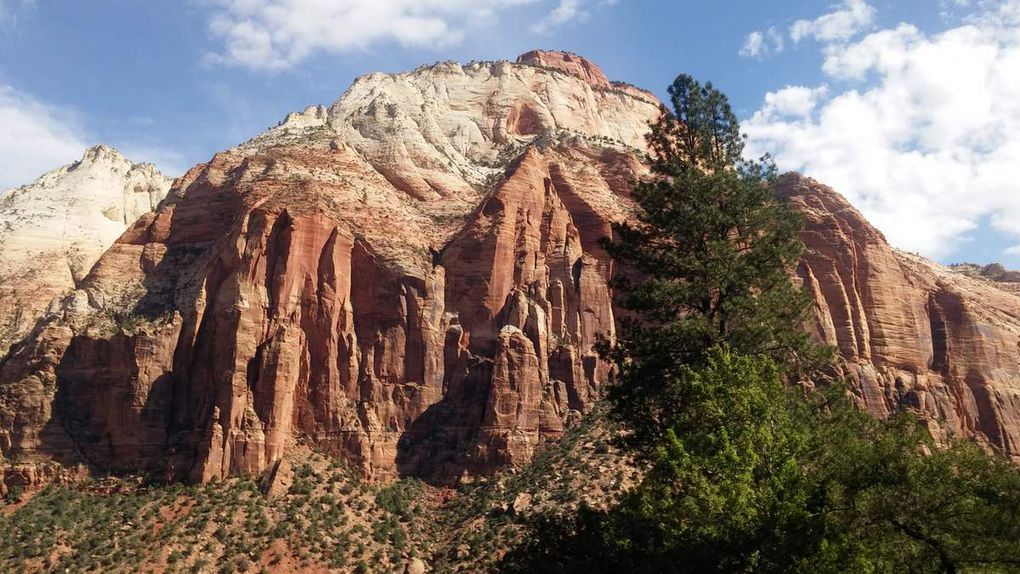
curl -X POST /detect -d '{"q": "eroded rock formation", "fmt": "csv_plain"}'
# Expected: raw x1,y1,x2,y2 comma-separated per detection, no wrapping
0,53,655,485
0,145,173,355
782,174,1020,458
1,53,1018,490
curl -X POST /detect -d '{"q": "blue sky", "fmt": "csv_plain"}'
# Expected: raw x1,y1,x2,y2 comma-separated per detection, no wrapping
1,0,1018,267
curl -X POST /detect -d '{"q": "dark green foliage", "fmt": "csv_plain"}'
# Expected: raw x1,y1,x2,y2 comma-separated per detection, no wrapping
0,459,437,573
504,379,1020,573
793,390,1020,573
376,478,423,521
502,350,822,573
503,73,1020,574
601,74,827,449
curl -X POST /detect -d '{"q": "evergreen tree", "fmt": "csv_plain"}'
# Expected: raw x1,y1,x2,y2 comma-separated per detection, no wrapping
601,74,825,448
502,74,1020,574
794,390,1020,573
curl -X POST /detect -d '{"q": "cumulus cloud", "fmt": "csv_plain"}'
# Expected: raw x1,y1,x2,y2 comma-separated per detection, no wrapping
740,26,784,58
790,0,875,43
0,87,88,191
204,0,547,70
756,85,828,118
745,0,1020,260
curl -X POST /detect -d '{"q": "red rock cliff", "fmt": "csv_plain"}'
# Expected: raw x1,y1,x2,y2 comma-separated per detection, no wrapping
0,138,649,485
782,174,1020,458
1,54,1019,489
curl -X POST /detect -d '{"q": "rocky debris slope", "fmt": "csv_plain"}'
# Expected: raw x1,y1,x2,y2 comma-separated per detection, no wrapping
1,52,1018,491
782,174,1020,459
0,146,173,354
0,413,634,574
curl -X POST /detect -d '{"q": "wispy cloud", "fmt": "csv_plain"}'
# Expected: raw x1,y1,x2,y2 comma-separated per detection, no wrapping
790,0,875,43
740,26,784,58
745,0,1020,260
0,87,186,190
533,0,582,32
0,86,87,190
740,0,873,58
202,0,545,71
533,0,618,33
0,0,33,26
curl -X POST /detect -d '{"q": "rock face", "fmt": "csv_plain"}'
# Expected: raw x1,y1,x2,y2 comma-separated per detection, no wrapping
0,146,173,355
781,174,1020,459
517,50,612,89
1,53,1018,489
0,52,655,485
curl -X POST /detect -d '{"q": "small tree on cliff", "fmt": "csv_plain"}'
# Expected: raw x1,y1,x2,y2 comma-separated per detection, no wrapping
601,74,824,447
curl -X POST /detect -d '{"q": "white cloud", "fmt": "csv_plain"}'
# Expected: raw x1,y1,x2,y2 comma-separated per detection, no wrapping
818,23,923,79
204,0,546,70
0,86,88,191
532,0,617,32
740,26,784,58
1006,245,1020,256
533,0,585,32
0,88,186,191
745,0,1020,260
741,31,766,57
757,85,828,118
741,1,872,59
790,0,876,43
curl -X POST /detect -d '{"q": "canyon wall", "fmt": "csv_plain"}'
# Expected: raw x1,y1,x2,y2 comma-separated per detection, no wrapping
0,52,1017,488
782,174,1020,458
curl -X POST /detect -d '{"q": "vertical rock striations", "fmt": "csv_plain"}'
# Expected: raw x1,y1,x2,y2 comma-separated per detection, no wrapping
1,53,1019,490
0,53,656,485
781,174,1020,459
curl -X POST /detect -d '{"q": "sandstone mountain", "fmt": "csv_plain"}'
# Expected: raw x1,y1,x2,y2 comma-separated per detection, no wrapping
0,51,1017,495
782,175,1020,456
0,146,173,355
950,262,1020,296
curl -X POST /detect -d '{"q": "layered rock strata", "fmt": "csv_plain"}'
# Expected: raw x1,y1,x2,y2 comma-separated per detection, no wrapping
1,53,1019,491
782,174,1020,458
0,52,656,485
0,146,172,355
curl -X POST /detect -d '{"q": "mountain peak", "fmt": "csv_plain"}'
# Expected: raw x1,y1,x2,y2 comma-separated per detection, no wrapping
80,144,128,165
241,52,661,203
0,145,173,352
516,50,611,89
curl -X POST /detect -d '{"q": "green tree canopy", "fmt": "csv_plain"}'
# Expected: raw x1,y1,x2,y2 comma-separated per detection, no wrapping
601,74,825,448
503,73,1020,574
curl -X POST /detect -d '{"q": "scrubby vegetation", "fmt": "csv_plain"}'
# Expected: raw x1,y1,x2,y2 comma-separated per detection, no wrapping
0,418,642,574
3,70,1020,574
0,453,441,573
